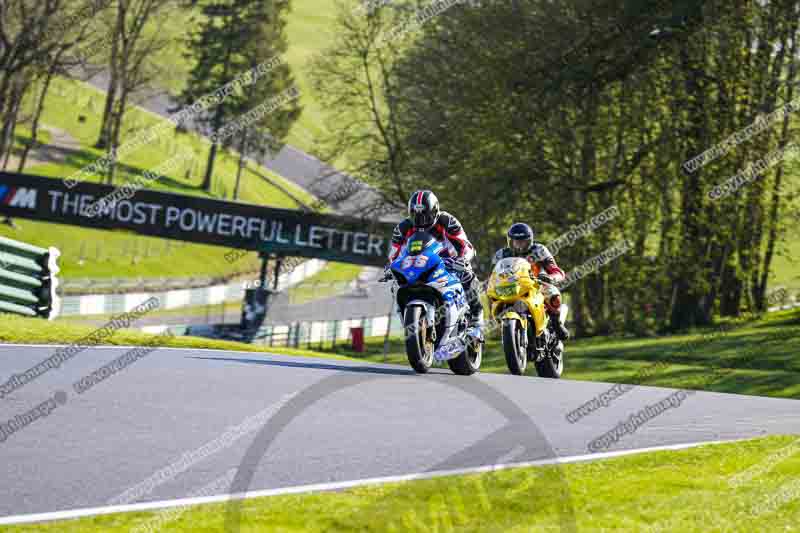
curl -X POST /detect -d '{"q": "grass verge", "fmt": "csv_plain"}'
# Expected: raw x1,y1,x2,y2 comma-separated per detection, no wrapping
333,308,800,399
4,436,800,532
0,314,350,361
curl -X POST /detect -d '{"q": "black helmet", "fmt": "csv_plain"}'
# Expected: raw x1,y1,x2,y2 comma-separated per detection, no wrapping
408,190,440,229
507,222,534,256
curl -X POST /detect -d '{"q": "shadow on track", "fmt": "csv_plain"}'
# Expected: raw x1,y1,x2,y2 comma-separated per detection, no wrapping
190,356,419,376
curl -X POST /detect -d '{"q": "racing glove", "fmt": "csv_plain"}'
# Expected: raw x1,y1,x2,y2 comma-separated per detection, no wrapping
379,264,393,282
444,257,467,272
537,272,555,285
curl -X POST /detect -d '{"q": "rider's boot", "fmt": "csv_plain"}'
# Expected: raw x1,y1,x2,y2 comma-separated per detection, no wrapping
546,294,570,341
464,277,485,342
548,310,570,341
467,307,484,343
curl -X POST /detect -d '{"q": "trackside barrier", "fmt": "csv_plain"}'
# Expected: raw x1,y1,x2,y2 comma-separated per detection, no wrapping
250,315,404,349
0,236,61,319
58,259,327,316
139,314,404,349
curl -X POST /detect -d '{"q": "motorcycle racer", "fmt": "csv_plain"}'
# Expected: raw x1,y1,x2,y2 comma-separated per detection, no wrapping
387,190,484,341
491,222,570,341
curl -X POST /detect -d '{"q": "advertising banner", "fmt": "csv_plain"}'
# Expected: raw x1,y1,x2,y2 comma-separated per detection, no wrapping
0,172,397,267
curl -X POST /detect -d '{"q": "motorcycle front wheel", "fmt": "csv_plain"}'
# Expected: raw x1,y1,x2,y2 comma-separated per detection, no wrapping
448,337,482,376
535,339,564,378
502,318,527,375
404,306,434,373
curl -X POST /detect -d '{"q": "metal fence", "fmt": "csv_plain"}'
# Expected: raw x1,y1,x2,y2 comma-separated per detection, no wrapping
146,313,406,353
250,315,404,350
62,238,193,272
62,276,224,295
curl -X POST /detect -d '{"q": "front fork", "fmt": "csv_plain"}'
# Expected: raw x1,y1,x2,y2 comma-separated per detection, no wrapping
533,304,569,361
404,300,438,345
528,311,553,362
529,323,547,362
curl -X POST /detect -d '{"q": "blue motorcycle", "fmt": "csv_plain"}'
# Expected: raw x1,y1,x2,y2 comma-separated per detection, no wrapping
380,231,482,375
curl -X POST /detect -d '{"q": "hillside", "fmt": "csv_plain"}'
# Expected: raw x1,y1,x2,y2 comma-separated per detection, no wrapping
1,0,797,292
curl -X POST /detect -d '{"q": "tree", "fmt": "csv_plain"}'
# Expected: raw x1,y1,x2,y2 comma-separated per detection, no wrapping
92,0,171,184
0,0,103,161
311,0,799,335
178,0,299,194
226,0,300,201
308,0,411,213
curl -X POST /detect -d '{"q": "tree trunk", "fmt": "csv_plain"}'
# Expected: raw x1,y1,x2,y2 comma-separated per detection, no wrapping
200,17,236,195
96,73,118,150
96,3,124,150
719,257,742,316
671,38,710,330
758,13,799,309
1,77,26,170
233,130,248,201
107,86,130,185
106,78,130,186
19,68,55,172
1,104,18,170
203,140,219,193
0,72,13,158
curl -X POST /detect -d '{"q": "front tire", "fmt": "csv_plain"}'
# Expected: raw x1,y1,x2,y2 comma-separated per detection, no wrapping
404,306,433,373
502,318,527,375
448,337,482,376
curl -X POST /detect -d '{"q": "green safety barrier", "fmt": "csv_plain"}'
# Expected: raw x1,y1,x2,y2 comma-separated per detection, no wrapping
0,236,60,320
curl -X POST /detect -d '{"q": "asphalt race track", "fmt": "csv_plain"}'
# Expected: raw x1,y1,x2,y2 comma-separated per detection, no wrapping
1,344,798,521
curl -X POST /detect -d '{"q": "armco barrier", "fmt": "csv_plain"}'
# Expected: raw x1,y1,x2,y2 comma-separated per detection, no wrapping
0,236,60,319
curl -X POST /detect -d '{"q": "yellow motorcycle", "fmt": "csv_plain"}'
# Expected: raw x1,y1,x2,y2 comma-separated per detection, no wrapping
486,257,565,378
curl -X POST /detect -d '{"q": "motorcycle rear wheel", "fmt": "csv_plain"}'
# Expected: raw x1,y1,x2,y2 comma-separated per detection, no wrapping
502,318,527,375
404,306,434,373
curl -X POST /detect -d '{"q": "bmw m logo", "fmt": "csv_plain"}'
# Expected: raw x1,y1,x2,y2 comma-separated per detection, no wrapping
0,186,37,209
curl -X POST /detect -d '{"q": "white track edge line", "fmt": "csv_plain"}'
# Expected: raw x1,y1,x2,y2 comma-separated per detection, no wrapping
0,438,744,525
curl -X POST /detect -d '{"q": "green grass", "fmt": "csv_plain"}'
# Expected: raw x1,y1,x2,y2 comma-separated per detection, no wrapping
9,126,53,153
26,77,316,207
1,220,264,279
0,314,350,361
281,0,340,150
5,436,800,532
287,262,363,304
334,308,800,399
0,76,320,279
770,226,800,290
